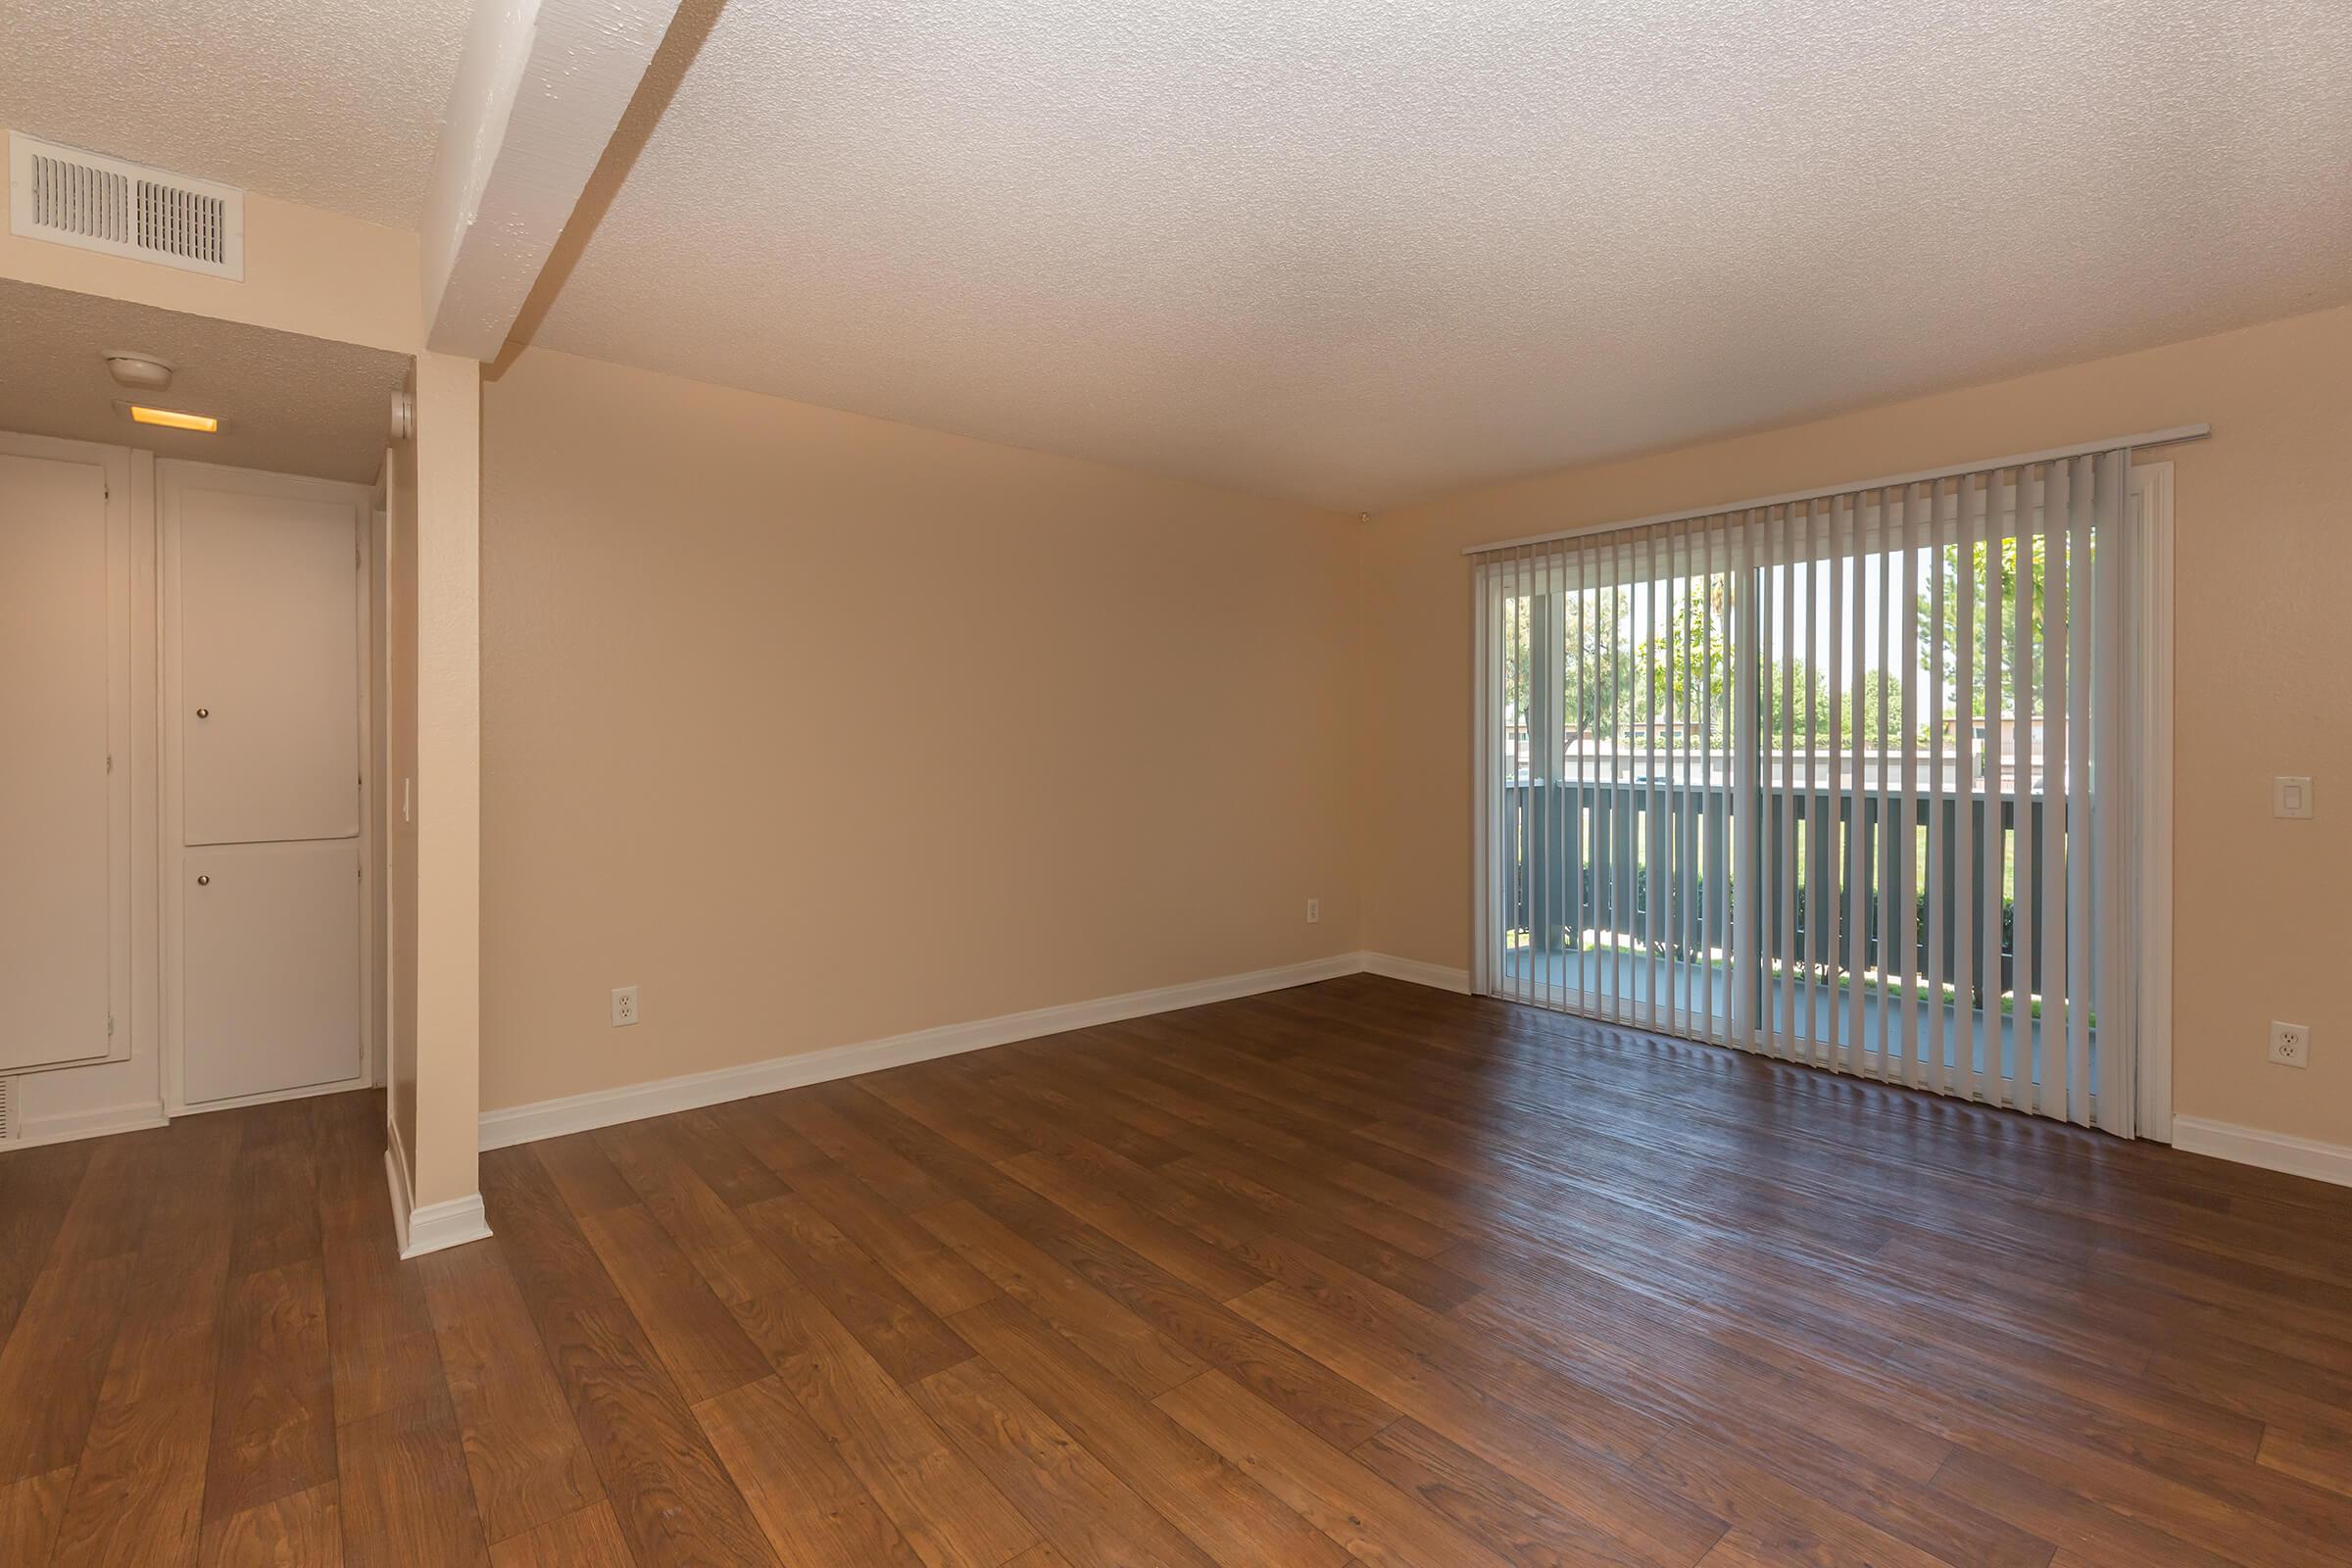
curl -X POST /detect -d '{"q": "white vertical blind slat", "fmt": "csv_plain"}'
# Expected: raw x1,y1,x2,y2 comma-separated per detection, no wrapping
1890,486,1909,1081
1606,533,1624,1023
1982,471,2010,1105
1643,523,1662,1035
1843,494,1869,1075
1498,545,1513,1004
1499,545,1513,1004
1953,476,1983,1102
2014,469,2042,1114
1681,515,1701,1036
2039,462,2071,1121
1528,537,1542,1012
1776,503,1799,1061
1508,543,1525,1007
1806,500,1825,1067
1658,520,1677,1033
1554,542,1571,1021
2092,449,2134,1135
1674,516,1692,1034
1925,481,1950,1096
1524,535,1543,1005
1707,516,1728,1044
1895,485,1922,1088
1733,511,1758,1050
2067,456,2095,1124
1572,537,1589,1011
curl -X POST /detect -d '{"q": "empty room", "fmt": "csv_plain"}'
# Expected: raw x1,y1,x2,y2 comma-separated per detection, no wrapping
3,2,2350,1565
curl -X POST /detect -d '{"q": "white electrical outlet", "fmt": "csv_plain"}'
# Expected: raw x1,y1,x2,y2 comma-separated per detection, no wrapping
1306,898,1320,924
611,985,640,1027
2269,1020,2309,1068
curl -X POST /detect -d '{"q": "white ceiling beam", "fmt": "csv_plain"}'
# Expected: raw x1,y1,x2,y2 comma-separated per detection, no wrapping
418,0,683,360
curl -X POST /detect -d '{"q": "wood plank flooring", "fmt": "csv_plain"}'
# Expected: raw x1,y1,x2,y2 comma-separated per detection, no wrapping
4,973,2350,1565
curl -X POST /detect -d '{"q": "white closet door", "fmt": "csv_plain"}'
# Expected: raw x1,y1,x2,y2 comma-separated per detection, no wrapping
0,448,126,1074
179,483,361,845
181,839,362,1103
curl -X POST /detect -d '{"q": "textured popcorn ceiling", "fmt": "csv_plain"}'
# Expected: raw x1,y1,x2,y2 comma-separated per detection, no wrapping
0,280,410,482
0,0,472,225
529,0,2352,509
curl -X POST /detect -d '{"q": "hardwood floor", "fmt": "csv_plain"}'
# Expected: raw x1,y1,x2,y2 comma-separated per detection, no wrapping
4,973,2350,1566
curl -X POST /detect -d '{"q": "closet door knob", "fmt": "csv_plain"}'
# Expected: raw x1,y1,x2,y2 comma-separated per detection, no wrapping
195,708,210,718
196,874,211,886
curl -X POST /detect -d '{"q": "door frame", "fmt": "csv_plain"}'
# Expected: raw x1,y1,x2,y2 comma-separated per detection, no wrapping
159,458,375,1115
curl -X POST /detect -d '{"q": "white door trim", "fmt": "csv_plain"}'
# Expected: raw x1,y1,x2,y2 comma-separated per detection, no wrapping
159,458,374,1115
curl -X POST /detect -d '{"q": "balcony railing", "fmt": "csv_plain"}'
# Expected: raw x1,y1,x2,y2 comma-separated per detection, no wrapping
1502,755,2073,1006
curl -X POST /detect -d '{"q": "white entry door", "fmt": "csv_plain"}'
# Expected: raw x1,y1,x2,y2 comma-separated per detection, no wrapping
165,462,368,1108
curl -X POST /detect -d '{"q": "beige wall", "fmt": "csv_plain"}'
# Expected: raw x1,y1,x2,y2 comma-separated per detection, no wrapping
1362,303,2352,1149
386,402,420,1177
410,352,483,1208
0,191,422,354
477,347,1362,1113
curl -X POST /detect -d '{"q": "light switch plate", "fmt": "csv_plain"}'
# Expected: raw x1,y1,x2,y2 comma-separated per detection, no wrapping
2274,776,2314,818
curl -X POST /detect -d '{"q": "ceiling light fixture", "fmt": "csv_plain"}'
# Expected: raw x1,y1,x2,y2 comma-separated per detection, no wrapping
124,404,220,433
103,350,176,392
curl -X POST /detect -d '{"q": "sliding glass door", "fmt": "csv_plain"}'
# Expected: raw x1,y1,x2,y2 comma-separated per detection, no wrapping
1475,454,2140,1133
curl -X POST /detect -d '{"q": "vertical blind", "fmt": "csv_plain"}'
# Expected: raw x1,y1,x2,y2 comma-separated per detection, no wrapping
1473,451,2139,1134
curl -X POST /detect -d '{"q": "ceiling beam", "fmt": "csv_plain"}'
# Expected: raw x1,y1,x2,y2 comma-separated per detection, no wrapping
418,0,683,360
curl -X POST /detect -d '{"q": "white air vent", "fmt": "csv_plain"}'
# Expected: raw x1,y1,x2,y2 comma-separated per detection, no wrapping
0,1076,15,1144
9,131,243,279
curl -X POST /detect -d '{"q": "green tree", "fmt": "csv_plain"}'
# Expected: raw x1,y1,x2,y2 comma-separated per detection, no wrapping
1921,536,2048,717
1761,658,1831,743
1854,667,1905,748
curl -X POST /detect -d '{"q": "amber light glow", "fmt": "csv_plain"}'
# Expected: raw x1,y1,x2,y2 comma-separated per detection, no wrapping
127,405,220,432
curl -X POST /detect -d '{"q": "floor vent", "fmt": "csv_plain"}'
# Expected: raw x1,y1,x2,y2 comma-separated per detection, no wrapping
0,1077,15,1145
9,131,243,279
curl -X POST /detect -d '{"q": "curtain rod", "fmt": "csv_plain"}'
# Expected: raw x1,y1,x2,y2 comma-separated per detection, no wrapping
1458,423,2210,557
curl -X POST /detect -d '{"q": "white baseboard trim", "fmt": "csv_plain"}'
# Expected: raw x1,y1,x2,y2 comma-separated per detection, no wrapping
2172,1115,2352,1190
385,1122,494,1259
401,1190,493,1259
5,1101,171,1152
1361,952,1473,995
479,952,1368,1152
383,1128,414,1250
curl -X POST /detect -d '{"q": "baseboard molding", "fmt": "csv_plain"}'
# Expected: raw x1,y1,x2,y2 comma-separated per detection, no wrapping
1361,952,1473,995
385,1123,493,1259
2173,1115,2352,1190
5,1101,170,1152
401,1190,493,1259
479,952,1368,1152
383,1128,414,1250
